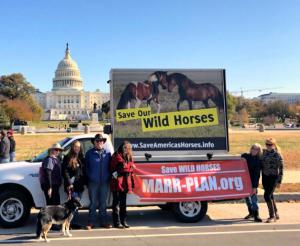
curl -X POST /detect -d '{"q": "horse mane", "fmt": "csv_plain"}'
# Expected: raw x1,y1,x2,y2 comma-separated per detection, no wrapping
117,83,136,109
168,73,191,88
153,71,167,77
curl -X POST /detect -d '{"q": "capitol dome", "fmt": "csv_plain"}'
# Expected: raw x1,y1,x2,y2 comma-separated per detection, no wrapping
52,43,83,91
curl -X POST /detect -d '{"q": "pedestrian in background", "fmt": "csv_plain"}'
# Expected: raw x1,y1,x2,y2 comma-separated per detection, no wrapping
261,138,284,223
110,141,135,228
85,133,112,230
39,143,63,205
62,140,86,229
241,143,263,222
7,129,16,162
0,130,10,164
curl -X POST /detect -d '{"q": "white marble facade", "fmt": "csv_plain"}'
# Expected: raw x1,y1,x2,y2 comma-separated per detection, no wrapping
34,44,109,120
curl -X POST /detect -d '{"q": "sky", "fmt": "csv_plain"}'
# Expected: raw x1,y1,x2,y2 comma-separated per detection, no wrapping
0,0,299,98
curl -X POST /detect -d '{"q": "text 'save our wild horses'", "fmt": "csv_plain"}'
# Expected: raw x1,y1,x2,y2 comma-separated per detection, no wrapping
166,73,224,112
116,71,168,113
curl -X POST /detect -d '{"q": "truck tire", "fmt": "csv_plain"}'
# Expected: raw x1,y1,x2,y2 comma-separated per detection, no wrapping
0,190,31,228
172,201,207,223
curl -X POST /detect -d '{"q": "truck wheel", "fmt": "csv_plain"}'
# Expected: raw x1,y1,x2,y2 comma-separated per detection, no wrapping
172,201,207,223
0,190,31,228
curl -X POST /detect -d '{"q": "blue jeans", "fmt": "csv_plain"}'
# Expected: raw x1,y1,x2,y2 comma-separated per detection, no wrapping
0,158,9,164
88,182,109,225
10,152,16,162
245,193,259,211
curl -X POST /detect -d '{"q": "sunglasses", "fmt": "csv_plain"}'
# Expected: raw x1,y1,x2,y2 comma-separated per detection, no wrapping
53,148,61,151
265,143,273,146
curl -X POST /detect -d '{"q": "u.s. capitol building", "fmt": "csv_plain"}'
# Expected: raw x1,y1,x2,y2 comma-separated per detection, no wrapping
34,44,109,120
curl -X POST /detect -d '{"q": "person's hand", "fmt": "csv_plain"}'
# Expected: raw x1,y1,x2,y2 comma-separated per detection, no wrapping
68,185,73,190
277,183,281,189
48,188,52,198
252,188,257,194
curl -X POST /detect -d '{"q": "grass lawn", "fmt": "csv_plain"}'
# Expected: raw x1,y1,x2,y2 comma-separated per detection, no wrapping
14,131,300,170
229,131,300,170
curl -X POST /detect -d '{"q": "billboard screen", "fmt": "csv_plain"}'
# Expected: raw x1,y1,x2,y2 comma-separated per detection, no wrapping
110,69,228,155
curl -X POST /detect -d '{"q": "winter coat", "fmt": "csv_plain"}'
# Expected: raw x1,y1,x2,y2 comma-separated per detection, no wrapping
62,154,86,193
261,149,284,184
85,148,111,184
241,153,261,188
41,156,62,189
0,136,10,159
110,152,135,192
8,137,16,153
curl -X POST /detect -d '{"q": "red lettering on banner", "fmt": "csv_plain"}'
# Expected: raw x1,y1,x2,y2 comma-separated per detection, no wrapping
133,159,251,202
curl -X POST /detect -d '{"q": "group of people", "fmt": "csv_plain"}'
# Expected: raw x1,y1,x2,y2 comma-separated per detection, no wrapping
0,129,16,163
39,133,135,230
242,137,284,223
39,132,284,230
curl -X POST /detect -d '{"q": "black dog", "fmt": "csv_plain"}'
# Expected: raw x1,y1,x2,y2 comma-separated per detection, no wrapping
36,197,82,242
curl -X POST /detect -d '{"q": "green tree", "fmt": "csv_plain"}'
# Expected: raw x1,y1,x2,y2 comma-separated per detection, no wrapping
266,100,291,122
0,73,35,100
226,92,237,120
0,73,43,123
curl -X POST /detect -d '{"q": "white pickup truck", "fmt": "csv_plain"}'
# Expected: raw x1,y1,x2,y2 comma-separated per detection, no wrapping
0,134,113,228
0,133,211,228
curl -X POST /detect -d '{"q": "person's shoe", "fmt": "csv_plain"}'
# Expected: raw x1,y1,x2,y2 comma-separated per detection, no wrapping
114,223,124,229
100,223,112,229
86,224,95,230
266,217,276,223
121,222,130,228
253,210,262,223
244,214,253,220
275,213,280,220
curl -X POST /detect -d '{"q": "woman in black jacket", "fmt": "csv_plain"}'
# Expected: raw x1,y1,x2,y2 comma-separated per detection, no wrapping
241,143,262,222
62,140,86,228
261,138,284,223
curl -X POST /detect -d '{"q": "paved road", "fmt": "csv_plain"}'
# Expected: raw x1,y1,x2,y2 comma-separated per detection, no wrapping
1,202,300,245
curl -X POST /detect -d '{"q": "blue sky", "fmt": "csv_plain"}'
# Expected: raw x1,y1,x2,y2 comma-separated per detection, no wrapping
0,0,299,98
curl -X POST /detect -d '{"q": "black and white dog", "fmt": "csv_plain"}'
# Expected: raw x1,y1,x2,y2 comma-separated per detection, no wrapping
36,197,82,242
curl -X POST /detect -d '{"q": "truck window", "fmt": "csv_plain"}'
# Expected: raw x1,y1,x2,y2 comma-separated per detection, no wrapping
31,137,71,162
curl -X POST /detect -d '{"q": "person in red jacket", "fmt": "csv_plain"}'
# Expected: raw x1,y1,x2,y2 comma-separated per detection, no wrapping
110,141,135,228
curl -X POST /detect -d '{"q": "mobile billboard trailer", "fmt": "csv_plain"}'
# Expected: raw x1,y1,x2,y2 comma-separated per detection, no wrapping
108,69,251,222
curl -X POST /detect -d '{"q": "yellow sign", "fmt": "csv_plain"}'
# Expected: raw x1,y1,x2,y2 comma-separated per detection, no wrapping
141,108,219,132
116,107,151,122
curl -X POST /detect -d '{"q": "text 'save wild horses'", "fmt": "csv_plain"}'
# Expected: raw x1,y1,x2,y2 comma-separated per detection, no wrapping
116,71,168,113
167,73,224,111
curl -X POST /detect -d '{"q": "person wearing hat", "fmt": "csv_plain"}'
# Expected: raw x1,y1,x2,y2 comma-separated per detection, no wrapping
7,129,16,162
39,143,63,205
0,130,10,164
85,133,112,229
261,138,284,223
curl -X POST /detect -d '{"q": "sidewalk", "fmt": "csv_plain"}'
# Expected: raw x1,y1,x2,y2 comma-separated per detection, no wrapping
256,170,300,202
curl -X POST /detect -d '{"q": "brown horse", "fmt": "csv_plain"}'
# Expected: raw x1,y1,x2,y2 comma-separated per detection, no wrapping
167,73,224,111
116,71,168,113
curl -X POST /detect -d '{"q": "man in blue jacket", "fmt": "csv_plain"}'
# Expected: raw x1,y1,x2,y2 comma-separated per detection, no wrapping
85,133,112,229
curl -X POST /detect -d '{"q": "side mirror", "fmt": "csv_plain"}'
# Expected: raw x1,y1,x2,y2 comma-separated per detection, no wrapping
206,153,213,160
145,153,152,161
103,124,112,134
